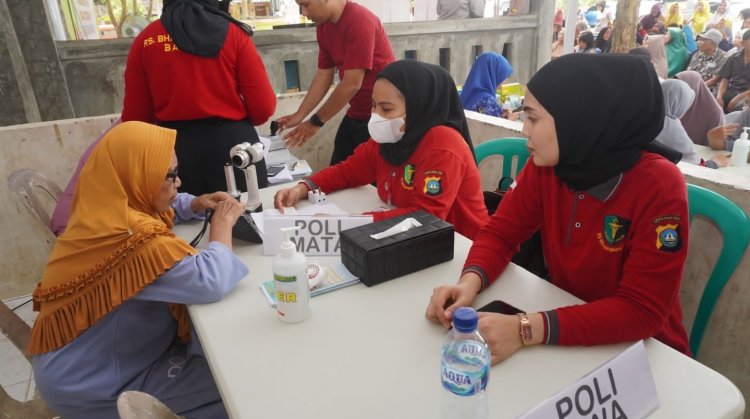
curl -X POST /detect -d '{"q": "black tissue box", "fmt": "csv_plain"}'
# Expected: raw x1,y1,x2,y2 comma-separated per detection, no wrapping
339,211,454,287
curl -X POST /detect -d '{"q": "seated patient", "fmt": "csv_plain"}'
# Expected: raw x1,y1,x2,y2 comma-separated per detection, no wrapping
30,121,247,418
426,54,692,364
655,79,729,168
460,52,516,119
274,60,489,239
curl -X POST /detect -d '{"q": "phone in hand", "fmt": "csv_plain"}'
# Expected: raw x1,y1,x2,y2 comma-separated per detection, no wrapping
477,300,524,315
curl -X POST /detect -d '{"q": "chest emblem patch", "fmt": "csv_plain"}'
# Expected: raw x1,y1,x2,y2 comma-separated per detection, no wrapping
401,164,415,190
656,224,681,252
603,215,630,245
597,215,630,252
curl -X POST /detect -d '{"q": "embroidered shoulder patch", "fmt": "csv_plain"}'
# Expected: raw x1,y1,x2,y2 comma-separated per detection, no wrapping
423,170,443,196
655,223,682,252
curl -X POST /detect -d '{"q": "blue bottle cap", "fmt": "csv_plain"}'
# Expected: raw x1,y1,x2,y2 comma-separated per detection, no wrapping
452,307,478,333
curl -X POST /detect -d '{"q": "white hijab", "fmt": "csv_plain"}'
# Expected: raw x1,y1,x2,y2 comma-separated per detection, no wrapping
654,79,702,165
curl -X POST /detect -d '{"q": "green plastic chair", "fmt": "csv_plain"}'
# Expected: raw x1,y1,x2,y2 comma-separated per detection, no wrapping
686,184,750,358
474,137,529,191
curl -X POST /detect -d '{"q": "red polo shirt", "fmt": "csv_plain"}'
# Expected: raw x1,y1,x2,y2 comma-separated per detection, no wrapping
464,152,691,355
122,21,275,124
316,1,395,120
306,125,489,240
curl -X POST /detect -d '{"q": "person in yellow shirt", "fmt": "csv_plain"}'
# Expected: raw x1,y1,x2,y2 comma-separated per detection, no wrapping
665,2,684,27
689,1,711,34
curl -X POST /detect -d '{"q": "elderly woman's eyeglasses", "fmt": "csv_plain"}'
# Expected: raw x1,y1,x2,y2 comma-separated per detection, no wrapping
165,168,179,184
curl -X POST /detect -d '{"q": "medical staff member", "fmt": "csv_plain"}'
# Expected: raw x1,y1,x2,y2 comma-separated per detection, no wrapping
426,54,691,363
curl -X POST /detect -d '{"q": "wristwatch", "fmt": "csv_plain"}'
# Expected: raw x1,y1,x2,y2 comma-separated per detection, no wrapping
310,113,325,127
517,313,533,346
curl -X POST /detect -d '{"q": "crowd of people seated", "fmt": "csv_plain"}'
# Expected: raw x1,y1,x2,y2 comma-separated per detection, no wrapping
544,3,750,169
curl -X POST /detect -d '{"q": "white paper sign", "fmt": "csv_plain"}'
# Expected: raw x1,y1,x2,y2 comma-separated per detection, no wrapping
263,215,373,256
519,341,659,419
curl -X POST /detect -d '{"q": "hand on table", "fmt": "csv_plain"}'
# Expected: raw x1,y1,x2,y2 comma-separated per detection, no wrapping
425,273,482,328
274,183,308,212
477,312,524,365
711,154,731,168
191,191,235,214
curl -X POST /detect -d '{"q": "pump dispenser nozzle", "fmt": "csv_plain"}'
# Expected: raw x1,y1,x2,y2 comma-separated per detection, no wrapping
280,226,301,257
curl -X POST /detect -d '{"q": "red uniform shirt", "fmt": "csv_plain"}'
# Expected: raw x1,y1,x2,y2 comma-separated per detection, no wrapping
122,21,275,124
465,152,691,355
316,1,395,120
306,125,489,239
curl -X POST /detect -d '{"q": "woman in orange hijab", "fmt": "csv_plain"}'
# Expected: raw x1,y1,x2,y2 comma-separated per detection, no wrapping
30,121,247,418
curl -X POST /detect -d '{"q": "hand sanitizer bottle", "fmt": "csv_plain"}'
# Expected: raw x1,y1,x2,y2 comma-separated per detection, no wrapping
730,127,750,167
273,226,310,323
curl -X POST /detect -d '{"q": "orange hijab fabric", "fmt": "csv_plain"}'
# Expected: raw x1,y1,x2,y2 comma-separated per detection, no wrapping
29,121,196,354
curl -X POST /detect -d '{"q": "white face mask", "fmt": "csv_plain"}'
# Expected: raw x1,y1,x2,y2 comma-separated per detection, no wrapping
368,112,405,144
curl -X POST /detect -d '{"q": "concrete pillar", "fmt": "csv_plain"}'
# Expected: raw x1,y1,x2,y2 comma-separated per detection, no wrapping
0,0,75,127
0,0,39,126
530,0,553,71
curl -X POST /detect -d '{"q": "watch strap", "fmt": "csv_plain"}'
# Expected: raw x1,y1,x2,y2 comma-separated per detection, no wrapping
517,313,533,346
310,113,325,127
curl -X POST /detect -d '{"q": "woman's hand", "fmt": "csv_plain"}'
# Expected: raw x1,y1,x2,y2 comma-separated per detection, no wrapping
707,123,739,149
711,154,731,168
477,312,524,365
208,198,246,248
191,191,235,214
274,183,309,212
425,273,482,328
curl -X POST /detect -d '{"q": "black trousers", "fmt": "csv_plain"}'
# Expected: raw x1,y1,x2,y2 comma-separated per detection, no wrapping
161,118,268,196
330,115,371,166
721,86,743,113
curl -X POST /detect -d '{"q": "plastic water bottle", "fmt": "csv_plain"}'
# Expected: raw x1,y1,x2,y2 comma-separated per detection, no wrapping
441,307,490,419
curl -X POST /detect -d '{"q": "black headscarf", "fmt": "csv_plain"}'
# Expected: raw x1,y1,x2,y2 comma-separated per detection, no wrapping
376,60,474,166
161,0,253,58
526,54,666,191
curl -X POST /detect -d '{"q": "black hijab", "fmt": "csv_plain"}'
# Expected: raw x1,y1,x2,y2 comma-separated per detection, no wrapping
526,54,666,191
376,60,474,166
161,0,253,58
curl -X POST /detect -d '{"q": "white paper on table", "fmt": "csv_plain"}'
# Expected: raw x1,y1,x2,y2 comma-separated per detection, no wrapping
250,207,297,235
288,160,312,176
268,166,293,184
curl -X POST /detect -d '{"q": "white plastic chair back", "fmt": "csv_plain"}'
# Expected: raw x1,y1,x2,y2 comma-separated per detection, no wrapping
7,169,63,236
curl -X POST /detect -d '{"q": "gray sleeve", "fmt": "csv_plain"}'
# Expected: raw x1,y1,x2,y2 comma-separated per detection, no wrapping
134,242,249,304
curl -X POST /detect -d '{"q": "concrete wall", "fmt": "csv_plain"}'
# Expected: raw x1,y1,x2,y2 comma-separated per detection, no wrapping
51,15,546,121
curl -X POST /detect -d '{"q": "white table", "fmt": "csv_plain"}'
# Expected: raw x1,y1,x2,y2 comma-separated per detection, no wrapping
176,185,745,419
689,144,750,178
